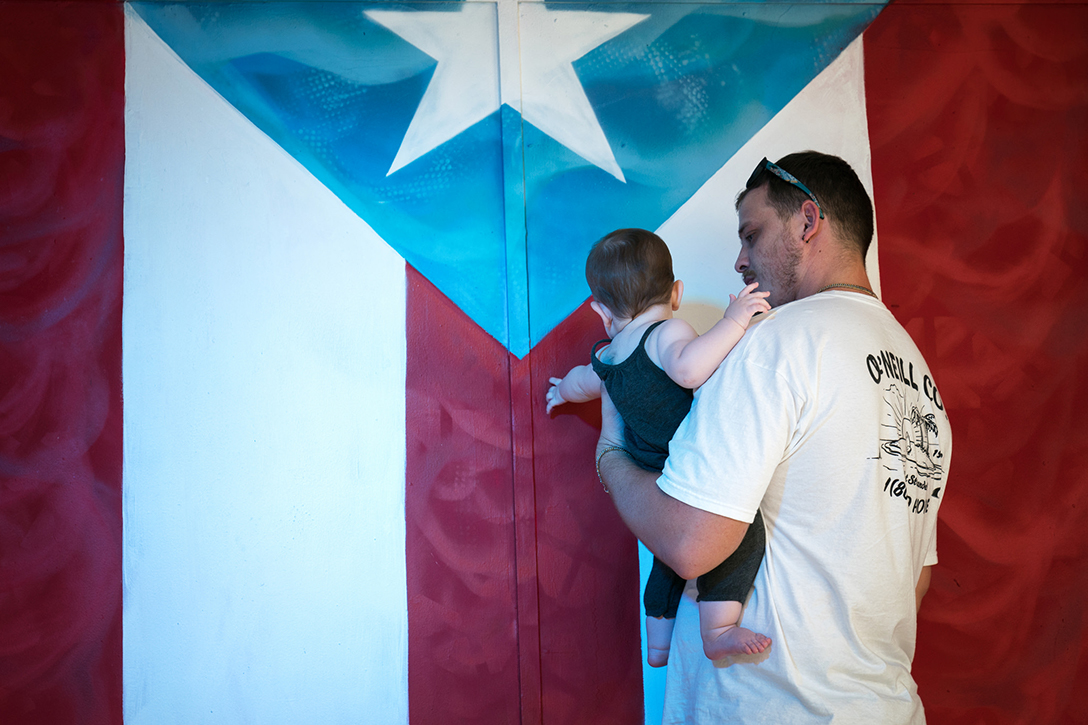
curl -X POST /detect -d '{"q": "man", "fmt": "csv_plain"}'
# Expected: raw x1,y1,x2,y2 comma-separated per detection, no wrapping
596,152,951,723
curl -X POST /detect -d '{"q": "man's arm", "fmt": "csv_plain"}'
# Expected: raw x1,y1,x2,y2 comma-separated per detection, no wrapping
596,389,749,580
915,565,932,611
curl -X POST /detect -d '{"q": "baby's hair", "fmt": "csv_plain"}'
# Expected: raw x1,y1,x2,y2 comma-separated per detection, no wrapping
585,228,674,319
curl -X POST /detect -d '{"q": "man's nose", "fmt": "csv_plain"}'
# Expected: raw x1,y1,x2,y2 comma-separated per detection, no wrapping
734,248,748,274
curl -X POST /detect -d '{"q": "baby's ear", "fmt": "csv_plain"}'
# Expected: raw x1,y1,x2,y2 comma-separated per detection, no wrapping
671,280,684,311
590,300,613,329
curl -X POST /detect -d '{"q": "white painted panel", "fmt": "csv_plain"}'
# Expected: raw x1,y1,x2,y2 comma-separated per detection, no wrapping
661,37,879,335
123,8,408,724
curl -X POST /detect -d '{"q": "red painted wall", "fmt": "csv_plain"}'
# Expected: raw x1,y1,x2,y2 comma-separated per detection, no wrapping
405,269,642,724
0,4,125,724
405,268,522,723
529,303,644,725
866,3,1088,723
407,4,1088,721
3,3,1087,724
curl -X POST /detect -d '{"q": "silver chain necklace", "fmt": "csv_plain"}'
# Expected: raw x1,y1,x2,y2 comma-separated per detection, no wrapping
816,283,876,297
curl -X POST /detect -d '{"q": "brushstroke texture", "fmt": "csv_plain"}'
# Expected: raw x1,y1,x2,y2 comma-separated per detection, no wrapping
0,4,124,724
866,4,1088,723
406,270,643,723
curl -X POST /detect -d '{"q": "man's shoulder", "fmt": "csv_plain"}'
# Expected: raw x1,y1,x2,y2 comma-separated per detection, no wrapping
718,294,907,385
751,294,896,339
777,291,889,318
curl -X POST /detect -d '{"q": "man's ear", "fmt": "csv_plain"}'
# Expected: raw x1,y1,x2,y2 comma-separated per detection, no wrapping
671,280,684,310
801,199,822,243
590,300,613,329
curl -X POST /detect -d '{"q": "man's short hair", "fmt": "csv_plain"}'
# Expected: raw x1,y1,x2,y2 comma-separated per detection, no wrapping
585,228,674,319
737,151,875,258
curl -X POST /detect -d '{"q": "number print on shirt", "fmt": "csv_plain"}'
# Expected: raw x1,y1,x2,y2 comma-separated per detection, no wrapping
868,350,946,515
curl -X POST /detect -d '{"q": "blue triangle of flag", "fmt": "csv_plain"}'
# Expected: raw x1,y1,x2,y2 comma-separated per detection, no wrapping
133,1,884,357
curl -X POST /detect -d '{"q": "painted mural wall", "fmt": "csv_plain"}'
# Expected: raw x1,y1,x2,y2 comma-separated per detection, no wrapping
1,2,1086,724
0,6,125,724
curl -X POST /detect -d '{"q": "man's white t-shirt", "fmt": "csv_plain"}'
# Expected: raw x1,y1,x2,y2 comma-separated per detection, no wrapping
657,291,952,724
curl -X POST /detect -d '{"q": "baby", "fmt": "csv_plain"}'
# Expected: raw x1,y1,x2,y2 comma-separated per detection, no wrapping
547,228,771,665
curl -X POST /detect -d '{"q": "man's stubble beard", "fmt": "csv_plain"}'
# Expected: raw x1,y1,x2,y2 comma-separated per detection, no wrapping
761,228,804,308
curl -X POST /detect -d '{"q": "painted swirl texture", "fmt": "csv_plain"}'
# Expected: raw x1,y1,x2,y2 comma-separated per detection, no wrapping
867,4,1088,723
0,5,124,724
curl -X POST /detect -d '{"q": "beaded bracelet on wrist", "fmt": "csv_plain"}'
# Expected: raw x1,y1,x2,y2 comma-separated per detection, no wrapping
595,445,628,494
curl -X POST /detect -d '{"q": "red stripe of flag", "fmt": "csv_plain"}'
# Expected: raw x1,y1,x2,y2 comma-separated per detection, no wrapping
0,4,125,724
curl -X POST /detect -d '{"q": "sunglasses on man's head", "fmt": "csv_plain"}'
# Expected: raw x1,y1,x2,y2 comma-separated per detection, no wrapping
746,158,824,219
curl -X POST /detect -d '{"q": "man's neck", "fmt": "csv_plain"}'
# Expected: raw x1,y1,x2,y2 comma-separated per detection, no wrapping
796,253,873,300
813,281,878,297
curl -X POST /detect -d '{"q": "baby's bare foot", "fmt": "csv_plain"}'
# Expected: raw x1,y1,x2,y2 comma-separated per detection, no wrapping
647,647,670,668
646,616,675,668
703,625,771,660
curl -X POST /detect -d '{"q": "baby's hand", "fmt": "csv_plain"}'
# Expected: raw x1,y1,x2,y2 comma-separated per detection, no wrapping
546,377,567,414
724,282,771,330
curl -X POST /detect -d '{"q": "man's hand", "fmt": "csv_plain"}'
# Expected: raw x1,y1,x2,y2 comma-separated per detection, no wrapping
724,282,771,330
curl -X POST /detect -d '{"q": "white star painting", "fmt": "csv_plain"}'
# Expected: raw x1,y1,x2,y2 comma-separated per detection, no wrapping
366,1,647,181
